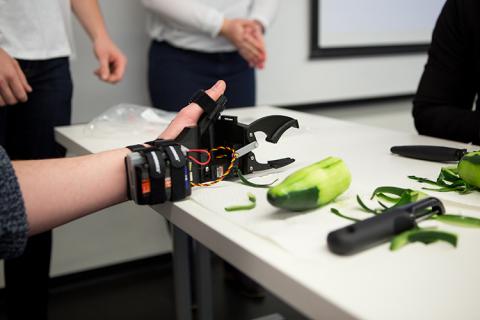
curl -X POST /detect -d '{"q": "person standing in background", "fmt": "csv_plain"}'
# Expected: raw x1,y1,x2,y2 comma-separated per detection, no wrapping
142,0,279,111
413,0,480,143
142,0,278,298
0,0,127,319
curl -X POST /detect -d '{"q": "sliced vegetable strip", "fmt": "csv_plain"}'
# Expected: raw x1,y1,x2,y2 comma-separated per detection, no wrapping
433,214,480,228
330,208,360,222
236,168,278,188
390,228,457,251
225,193,257,212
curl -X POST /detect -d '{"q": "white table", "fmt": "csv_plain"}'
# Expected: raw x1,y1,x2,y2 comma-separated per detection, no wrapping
56,106,480,320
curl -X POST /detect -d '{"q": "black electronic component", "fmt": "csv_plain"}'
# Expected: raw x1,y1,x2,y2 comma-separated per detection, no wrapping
176,92,299,184
125,89,299,205
125,142,189,205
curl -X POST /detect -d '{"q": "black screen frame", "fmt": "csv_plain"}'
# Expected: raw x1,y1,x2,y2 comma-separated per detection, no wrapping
310,0,430,59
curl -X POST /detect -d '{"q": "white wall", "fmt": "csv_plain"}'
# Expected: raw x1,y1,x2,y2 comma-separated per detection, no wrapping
1,0,429,286
256,0,429,106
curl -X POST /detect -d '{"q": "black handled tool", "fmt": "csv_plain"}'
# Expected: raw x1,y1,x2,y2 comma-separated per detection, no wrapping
390,145,467,162
327,197,445,255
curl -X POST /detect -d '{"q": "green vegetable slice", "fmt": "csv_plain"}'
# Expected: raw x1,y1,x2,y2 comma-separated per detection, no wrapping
236,168,278,188
330,208,360,222
225,193,257,212
356,195,382,214
370,186,407,200
433,214,480,228
390,228,457,251
409,165,479,194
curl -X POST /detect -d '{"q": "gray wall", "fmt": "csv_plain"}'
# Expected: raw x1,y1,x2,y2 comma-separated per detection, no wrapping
0,0,425,286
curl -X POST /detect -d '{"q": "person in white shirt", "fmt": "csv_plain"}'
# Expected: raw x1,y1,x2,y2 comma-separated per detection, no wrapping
0,1,127,319
142,1,278,297
142,0,279,111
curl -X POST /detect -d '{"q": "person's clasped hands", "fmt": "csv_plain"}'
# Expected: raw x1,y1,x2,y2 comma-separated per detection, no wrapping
220,19,267,69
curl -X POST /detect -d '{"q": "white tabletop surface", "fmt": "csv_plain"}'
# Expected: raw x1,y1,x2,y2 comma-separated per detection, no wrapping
56,106,480,320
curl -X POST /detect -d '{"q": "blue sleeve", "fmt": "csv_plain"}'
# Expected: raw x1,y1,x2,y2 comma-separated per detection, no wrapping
0,146,28,259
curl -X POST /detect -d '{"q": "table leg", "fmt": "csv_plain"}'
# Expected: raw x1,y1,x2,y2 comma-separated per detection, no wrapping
194,240,213,320
173,226,193,320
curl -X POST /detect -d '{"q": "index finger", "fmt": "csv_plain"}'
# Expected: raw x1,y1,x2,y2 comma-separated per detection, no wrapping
9,73,28,102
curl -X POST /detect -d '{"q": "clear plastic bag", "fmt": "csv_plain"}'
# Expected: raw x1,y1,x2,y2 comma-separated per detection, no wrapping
84,104,176,138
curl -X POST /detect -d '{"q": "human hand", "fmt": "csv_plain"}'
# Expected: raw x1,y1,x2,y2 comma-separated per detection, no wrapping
159,80,227,140
243,21,267,69
93,36,127,84
0,48,32,107
220,19,266,69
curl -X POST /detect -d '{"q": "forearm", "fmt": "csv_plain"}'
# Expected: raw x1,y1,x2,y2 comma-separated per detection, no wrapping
250,0,279,30
13,148,130,235
142,0,224,37
71,0,110,41
413,102,480,144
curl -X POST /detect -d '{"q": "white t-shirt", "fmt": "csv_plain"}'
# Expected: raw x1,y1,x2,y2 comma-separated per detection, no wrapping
0,0,73,60
143,0,279,53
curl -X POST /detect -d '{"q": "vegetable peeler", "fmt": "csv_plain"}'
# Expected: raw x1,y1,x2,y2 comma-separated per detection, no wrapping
175,91,299,184
390,145,467,162
327,197,445,255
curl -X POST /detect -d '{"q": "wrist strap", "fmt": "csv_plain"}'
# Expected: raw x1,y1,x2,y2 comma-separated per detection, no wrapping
126,144,147,152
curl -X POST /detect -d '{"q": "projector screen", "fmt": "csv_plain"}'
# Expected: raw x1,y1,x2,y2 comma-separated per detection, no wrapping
311,0,446,57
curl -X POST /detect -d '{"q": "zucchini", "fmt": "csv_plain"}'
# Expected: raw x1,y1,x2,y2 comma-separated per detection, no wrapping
267,157,351,211
458,151,480,188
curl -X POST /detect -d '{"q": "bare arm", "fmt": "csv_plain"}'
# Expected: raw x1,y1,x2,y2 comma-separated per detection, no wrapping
12,80,225,236
13,148,130,235
71,0,127,83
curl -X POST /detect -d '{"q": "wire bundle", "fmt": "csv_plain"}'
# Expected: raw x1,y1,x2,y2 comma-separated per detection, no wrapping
188,146,237,187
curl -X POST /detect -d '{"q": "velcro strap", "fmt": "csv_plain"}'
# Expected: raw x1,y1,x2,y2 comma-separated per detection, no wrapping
189,90,217,114
164,145,186,168
144,150,167,204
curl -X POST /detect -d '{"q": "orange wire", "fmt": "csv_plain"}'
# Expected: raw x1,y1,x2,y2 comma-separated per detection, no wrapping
191,146,237,187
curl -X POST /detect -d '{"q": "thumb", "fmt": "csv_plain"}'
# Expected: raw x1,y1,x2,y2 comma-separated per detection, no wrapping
204,80,226,102
95,55,110,81
158,80,227,140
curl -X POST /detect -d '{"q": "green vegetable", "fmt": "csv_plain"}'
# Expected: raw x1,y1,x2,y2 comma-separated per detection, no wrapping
236,168,278,188
225,193,256,211
355,187,428,215
330,208,359,222
433,214,480,228
409,163,479,194
458,151,480,188
267,157,351,211
390,228,457,251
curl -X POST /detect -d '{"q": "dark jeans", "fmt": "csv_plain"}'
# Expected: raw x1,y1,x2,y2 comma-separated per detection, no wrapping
148,41,255,111
0,57,73,320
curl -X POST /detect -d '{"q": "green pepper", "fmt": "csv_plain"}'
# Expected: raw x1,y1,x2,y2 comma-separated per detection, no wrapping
267,157,351,211
458,151,480,188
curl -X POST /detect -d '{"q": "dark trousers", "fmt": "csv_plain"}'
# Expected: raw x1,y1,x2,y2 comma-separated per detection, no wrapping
148,41,255,111
0,57,73,320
